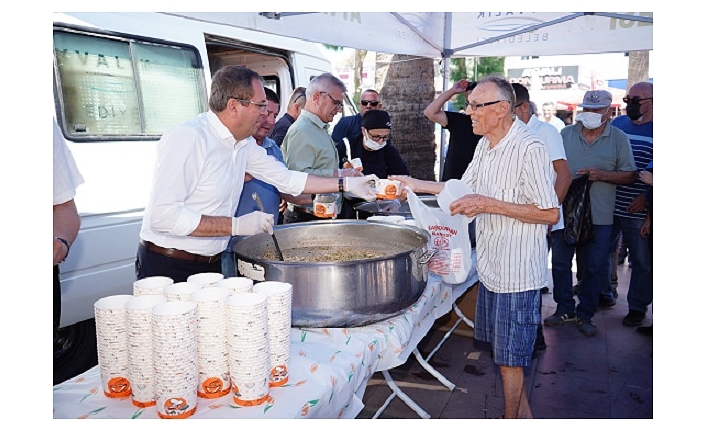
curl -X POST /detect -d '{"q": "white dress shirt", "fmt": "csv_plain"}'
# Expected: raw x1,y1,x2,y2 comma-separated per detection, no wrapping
53,119,84,205
140,111,308,256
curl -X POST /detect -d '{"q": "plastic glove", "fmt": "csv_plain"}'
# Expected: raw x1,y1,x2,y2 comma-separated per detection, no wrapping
231,211,274,236
344,174,378,201
337,168,364,178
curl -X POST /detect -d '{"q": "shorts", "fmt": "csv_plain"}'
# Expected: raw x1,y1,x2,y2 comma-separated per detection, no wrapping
474,282,540,368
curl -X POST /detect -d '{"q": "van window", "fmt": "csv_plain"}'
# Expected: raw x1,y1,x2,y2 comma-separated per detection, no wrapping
53,29,206,140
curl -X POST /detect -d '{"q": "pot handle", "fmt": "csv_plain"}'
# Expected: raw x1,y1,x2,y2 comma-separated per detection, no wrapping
418,248,438,265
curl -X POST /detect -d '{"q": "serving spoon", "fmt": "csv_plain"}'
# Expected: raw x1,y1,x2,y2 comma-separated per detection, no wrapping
252,192,285,261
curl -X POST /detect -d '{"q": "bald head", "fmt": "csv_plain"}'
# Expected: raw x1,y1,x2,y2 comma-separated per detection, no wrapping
626,81,653,124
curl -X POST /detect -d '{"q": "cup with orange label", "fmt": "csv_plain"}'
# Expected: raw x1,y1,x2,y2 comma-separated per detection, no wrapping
375,179,401,200
344,157,363,171
313,193,338,218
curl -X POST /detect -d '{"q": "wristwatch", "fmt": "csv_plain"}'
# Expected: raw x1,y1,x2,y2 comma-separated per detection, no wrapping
55,237,70,262
338,177,344,192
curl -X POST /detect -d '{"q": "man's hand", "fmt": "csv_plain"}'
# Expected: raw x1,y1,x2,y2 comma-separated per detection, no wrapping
639,170,653,186
344,175,378,201
232,211,274,236
449,194,487,218
627,193,646,213
53,238,68,266
451,79,471,94
576,167,604,182
640,215,651,238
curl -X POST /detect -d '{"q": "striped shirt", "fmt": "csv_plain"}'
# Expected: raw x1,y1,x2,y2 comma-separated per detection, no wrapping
611,115,653,220
461,119,559,293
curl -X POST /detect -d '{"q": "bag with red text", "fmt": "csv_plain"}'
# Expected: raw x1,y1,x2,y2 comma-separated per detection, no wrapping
407,189,472,284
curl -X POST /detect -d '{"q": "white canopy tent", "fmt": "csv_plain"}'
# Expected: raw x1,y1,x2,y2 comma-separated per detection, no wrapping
164,11,653,172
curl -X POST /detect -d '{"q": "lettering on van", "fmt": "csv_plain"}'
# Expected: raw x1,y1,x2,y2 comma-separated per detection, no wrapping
55,49,129,69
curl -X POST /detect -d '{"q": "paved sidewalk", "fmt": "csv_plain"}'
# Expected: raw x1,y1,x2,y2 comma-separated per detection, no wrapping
356,263,653,419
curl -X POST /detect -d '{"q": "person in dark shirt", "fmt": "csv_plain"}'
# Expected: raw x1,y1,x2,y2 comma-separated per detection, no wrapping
269,87,306,146
423,79,482,181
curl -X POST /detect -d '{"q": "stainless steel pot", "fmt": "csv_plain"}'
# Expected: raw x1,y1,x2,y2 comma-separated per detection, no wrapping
232,220,430,328
354,195,438,219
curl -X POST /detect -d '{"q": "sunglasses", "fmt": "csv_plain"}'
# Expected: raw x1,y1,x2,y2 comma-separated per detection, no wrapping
360,100,380,107
623,96,652,104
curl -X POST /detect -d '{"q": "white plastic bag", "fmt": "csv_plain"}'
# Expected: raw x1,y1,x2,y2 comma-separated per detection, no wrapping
407,188,473,284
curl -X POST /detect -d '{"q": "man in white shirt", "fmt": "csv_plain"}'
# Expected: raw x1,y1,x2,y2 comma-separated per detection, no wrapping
392,76,559,419
137,66,376,282
541,101,566,131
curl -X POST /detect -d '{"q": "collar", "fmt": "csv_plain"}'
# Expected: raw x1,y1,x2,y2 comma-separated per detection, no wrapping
527,115,540,128
206,110,253,148
259,136,277,150
300,109,330,130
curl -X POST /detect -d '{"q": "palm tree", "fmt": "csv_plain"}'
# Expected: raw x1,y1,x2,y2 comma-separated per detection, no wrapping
627,51,650,90
375,53,436,180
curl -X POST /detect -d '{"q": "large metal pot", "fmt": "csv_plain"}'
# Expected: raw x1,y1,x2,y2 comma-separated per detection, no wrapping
354,194,438,219
232,220,430,328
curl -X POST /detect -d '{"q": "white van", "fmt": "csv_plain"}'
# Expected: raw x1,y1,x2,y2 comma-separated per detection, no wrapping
52,12,352,383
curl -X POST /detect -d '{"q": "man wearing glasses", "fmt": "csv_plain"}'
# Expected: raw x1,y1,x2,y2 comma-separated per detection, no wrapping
392,76,559,418
137,66,376,282
269,87,306,147
609,82,653,328
332,89,383,164
281,73,365,223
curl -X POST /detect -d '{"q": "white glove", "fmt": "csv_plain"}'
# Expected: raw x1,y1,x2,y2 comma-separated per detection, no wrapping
231,212,274,236
344,174,378,201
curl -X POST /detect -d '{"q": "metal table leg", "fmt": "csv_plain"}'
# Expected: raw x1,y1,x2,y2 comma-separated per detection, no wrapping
372,370,431,419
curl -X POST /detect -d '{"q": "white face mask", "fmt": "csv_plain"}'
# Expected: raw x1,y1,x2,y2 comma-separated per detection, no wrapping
575,111,606,129
363,131,387,151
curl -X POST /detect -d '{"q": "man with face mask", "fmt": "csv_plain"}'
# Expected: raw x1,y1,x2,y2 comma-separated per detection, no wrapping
349,110,409,179
609,82,653,328
544,90,637,338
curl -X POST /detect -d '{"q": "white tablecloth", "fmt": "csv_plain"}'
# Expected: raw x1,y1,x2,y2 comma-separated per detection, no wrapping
53,257,478,419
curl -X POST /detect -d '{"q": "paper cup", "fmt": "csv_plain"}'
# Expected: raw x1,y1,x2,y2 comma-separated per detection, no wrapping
215,277,253,293
133,276,173,296
375,179,401,200
94,295,134,399
187,272,224,287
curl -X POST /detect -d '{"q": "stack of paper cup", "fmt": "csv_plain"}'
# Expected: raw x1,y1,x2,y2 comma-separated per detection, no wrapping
190,287,232,399
94,295,134,399
187,272,224,288
227,292,270,406
163,281,202,302
133,276,173,296
125,295,167,407
215,276,253,293
253,281,292,387
151,301,199,419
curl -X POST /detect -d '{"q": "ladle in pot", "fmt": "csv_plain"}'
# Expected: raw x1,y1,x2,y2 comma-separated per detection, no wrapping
252,192,284,261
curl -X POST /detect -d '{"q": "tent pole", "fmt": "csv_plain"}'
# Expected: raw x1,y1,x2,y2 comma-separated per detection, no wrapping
438,12,452,181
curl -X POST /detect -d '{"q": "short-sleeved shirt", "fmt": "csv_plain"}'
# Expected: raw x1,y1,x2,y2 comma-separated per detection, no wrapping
461,119,558,293
610,115,653,220
561,122,636,226
441,111,482,181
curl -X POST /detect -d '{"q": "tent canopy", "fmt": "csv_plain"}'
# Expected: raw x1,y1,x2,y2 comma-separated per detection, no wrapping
164,12,653,58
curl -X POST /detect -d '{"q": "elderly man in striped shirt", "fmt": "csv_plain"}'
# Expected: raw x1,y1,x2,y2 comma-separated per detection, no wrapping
392,76,559,419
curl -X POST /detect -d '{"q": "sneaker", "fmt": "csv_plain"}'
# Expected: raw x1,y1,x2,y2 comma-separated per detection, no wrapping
544,312,576,327
540,286,549,294
598,296,616,309
622,310,645,326
578,318,597,337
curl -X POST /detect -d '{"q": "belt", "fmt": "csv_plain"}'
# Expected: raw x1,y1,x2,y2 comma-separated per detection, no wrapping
140,240,221,264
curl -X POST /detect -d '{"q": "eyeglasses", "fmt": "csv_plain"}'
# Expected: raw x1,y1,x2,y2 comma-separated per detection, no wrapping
360,100,380,107
293,93,305,103
465,100,508,111
232,98,268,112
623,96,652,104
320,92,343,108
366,132,390,142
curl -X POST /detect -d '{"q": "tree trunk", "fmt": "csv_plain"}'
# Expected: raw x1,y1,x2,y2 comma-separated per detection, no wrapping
627,51,650,91
353,49,367,103
375,53,436,181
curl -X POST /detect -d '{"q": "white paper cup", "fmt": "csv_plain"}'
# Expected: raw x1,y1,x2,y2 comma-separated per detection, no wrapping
187,272,224,287
94,295,134,398
438,179,473,215
216,277,254,293
133,276,173,296
375,179,401,200
164,281,202,301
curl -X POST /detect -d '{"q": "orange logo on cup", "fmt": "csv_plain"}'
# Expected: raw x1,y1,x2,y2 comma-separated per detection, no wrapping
158,397,195,419
105,376,131,398
315,204,326,215
384,184,397,199
198,377,229,399
270,365,289,387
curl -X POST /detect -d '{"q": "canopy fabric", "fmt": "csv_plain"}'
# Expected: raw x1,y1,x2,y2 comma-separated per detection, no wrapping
163,12,653,58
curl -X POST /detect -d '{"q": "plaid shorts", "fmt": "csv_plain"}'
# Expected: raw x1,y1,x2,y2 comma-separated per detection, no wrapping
474,282,540,367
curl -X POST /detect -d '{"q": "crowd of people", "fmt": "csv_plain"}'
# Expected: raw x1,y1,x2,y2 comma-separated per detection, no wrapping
54,64,652,418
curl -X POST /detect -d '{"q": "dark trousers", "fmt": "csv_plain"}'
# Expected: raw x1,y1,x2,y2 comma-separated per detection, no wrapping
135,243,222,283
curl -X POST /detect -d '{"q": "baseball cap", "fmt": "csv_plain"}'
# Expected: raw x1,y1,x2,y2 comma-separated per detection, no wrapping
361,110,391,130
578,90,612,109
